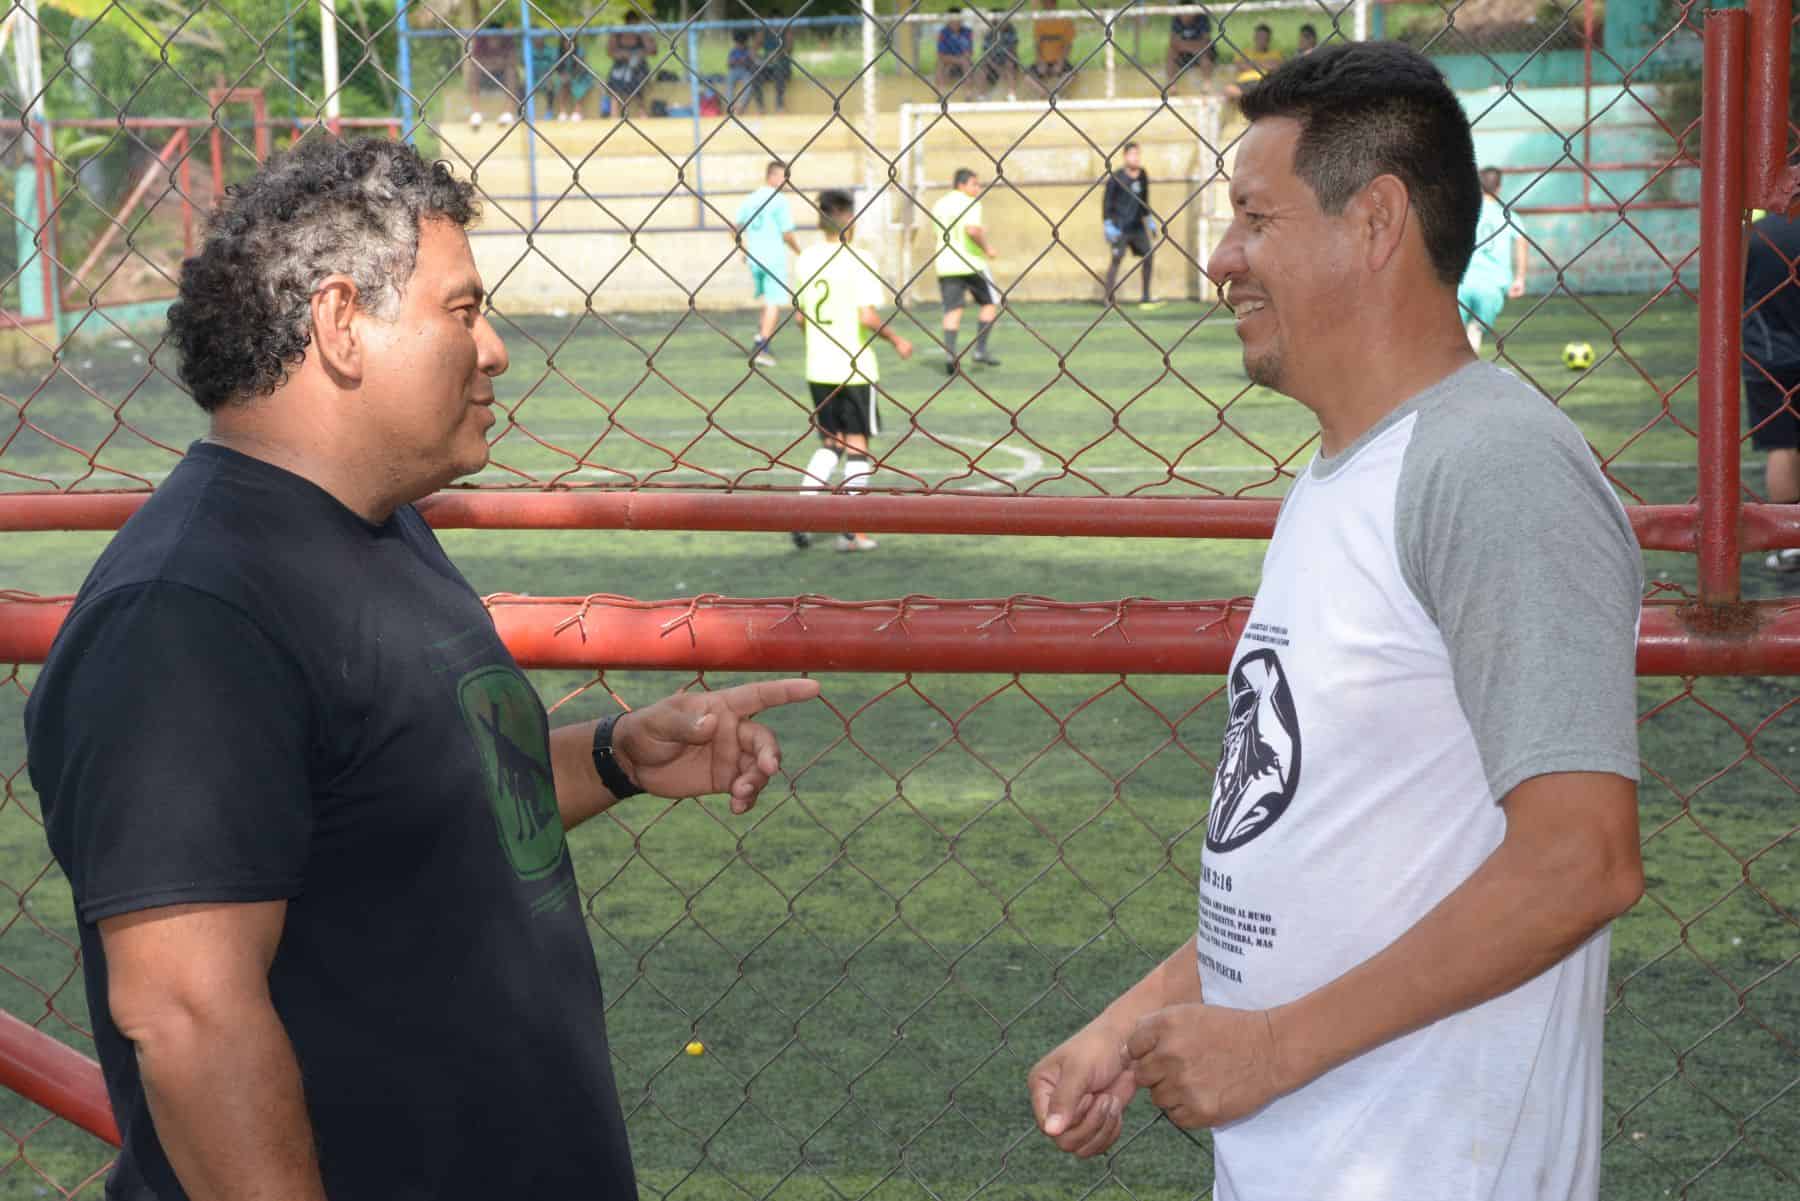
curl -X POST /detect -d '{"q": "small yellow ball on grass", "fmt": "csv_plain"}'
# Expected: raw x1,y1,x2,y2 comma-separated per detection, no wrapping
685,1040,705,1056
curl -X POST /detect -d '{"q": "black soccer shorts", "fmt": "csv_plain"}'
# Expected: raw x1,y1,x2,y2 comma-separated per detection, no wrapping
808,381,878,439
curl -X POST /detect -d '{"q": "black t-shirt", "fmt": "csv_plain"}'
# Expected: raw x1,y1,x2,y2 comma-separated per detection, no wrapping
25,443,635,1201
1745,212,1800,372
1171,12,1212,42
1103,167,1151,231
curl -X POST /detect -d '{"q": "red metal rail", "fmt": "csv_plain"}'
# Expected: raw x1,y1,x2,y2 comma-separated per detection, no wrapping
0,1012,118,1147
2,594,1796,677
1698,10,1748,606
0,492,1795,553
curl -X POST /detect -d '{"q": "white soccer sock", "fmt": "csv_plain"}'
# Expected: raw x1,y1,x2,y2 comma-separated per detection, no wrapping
800,446,840,491
842,454,874,493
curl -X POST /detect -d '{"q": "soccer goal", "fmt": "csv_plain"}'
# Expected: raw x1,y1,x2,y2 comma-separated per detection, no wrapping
888,96,1227,306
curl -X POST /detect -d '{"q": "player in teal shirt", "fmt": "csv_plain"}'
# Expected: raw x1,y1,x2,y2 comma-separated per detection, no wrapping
1456,166,1527,353
731,160,802,367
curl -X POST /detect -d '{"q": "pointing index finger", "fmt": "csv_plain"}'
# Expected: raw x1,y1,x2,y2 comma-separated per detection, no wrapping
719,678,820,717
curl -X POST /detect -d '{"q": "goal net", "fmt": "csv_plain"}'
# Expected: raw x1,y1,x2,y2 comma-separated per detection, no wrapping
887,96,1227,306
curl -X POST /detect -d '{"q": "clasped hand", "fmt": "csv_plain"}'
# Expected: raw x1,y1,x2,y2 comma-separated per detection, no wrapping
612,679,819,813
1029,1002,1288,1157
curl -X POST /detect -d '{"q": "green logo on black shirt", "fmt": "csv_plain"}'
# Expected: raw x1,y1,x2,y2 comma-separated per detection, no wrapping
457,666,566,880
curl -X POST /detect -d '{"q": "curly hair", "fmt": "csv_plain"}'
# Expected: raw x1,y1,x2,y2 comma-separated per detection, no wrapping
1240,42,1480,289
167,136,479,412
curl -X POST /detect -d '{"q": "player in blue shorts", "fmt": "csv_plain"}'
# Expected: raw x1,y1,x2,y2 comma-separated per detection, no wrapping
1456,166,1526,353
731,160,802,367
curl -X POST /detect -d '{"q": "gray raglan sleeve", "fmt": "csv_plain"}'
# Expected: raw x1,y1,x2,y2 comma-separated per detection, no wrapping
1396,392,1644,801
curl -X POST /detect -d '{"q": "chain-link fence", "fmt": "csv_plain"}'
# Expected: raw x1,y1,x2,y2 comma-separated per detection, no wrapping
0,0,1793,1198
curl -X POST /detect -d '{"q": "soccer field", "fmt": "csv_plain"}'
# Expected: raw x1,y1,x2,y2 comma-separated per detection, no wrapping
0,294,1793,1199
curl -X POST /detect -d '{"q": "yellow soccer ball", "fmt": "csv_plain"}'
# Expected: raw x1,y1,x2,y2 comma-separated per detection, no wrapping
1562,341,1595,372
685,1040,705,1056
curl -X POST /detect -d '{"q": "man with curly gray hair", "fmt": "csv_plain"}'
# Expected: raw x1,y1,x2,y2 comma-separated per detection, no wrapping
25,136,817,1201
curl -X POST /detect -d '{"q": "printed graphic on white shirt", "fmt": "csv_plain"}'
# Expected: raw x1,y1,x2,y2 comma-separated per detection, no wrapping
1206,647,1301,853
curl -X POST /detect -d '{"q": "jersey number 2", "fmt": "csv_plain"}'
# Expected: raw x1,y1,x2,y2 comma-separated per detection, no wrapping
810,279,832,326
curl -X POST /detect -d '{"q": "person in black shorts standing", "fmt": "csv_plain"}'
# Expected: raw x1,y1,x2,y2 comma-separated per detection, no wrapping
931,168,1002,375
1102,141,1160,309
23,136,817,1201
1166,5,1217,87
1744,210,1800,572
792,190,914,551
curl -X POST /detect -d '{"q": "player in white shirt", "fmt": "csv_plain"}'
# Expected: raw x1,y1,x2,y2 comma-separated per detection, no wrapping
1030,43,1644,1201
790,189,913,552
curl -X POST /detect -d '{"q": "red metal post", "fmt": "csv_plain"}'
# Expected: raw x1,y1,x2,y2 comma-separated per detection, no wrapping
1744,0,1794,213
209,121,224,210
1582,0,1593,212
1697,10,1747,605
0,1012,119,1147
179,131,194,258
252,91,271,162
31,124,53,322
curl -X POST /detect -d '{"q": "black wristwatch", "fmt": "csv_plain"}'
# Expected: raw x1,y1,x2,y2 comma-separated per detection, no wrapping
591,714,644,800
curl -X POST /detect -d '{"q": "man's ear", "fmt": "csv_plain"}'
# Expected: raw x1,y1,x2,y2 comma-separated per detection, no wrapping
1353,174,1411,274
309,275,364,383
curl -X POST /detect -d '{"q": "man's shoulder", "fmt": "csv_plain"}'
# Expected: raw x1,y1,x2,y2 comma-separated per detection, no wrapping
73,448,379,637
1406,363,1596,475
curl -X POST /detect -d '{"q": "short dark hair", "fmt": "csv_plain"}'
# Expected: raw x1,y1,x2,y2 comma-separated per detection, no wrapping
1299,23,1317,38
1122,141,1141,154
1239,41,1480,288
1254,22,1272,34
766,159,787,179
953,167,978,187
168,136,478,413
733,29,749,43
818,188,856,231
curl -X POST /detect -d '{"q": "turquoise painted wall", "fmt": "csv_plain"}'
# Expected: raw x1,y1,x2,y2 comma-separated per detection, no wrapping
1460,80,1697,296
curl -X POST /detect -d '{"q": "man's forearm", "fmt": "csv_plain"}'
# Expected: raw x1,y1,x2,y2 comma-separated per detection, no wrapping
1268,786,1640,1094
135,1001,326,1201
1094,936,1203,1038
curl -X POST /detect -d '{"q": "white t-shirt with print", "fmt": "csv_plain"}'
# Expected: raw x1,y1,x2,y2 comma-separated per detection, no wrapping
794,239,887,386
1199,362,1643,1201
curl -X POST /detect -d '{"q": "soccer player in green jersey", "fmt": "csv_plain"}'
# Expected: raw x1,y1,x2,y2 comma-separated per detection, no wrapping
931,168,1002,377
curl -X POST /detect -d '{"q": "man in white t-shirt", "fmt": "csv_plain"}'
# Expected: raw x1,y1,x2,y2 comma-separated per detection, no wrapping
1029,42,1645,1201
790,189,913,553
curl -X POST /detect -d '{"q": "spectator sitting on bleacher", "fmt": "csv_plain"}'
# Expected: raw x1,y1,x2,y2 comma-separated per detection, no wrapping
977,8,1022,100
728,31,765,114
1166,5,1217,88
467,31,521,127
532,35,594,122
760,24,793,112
1224,23,1283,99
1297,22,1319,54
1030,0,1077,92
937,8,976,94
606,10,656,119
